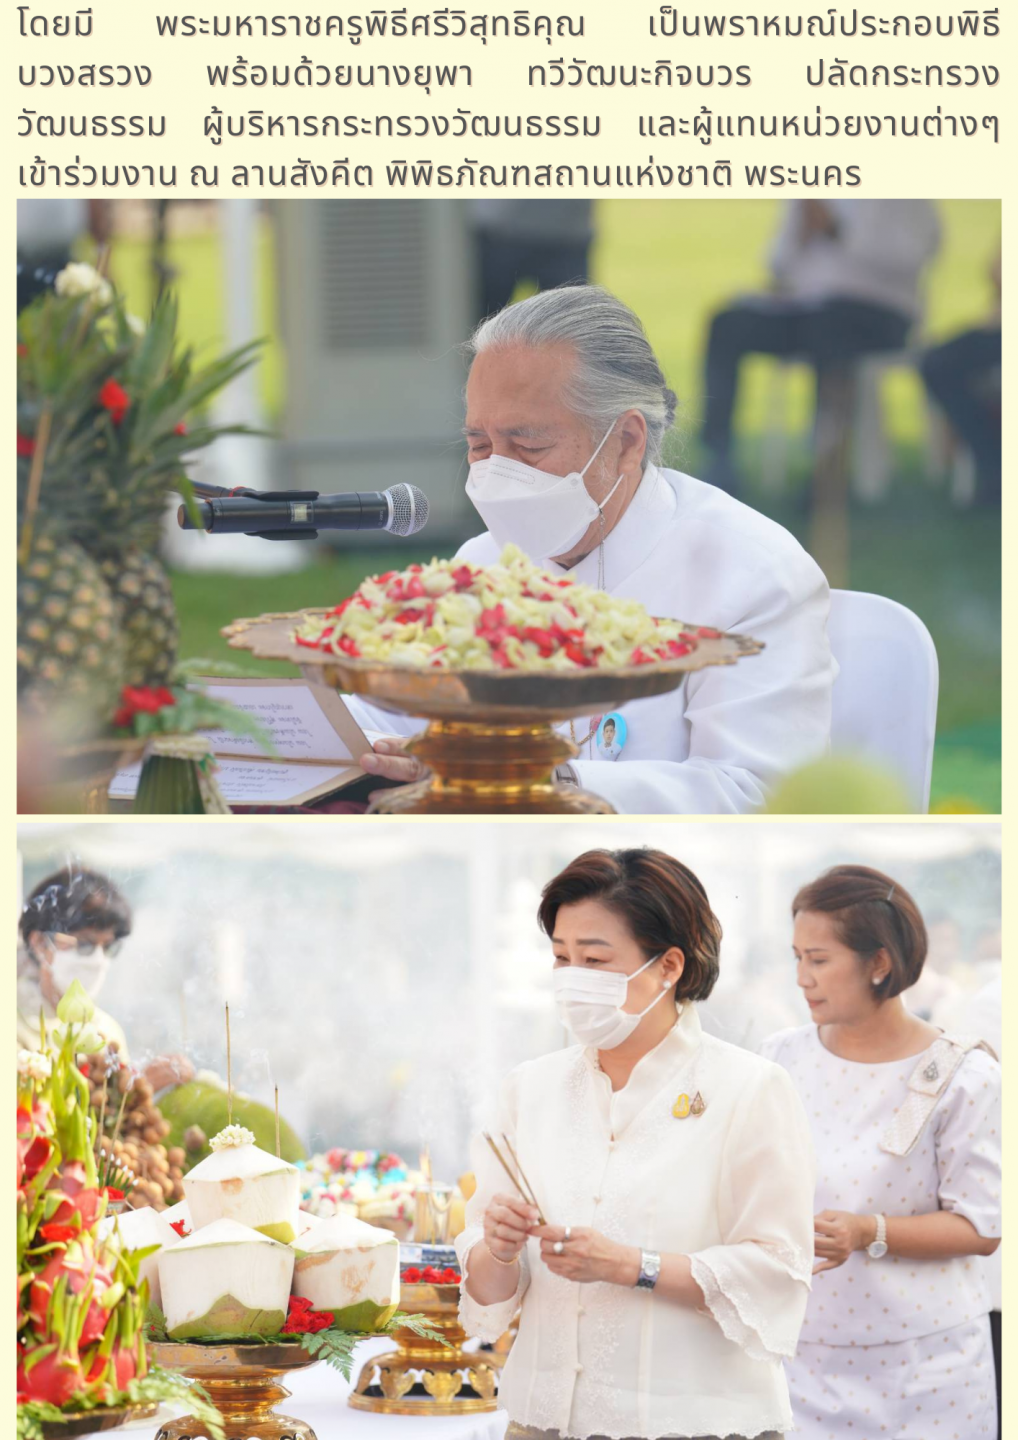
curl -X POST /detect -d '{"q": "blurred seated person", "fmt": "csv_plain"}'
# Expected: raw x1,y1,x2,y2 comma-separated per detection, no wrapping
700,200,941,493
472,200,594,319
17,864,193,1092
920,244,1001,506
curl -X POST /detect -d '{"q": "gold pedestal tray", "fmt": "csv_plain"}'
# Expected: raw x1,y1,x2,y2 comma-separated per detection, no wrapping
223,612,764,815
38,1404,159,1437
149,1341,319,1440
350,1282,498,1416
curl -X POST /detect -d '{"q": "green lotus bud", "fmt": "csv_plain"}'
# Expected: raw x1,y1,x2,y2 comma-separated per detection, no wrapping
56,979,95,1026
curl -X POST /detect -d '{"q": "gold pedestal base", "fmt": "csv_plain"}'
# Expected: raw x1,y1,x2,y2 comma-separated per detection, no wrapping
350,1285,499,1416
149,1342,318,1440
370,719,614,815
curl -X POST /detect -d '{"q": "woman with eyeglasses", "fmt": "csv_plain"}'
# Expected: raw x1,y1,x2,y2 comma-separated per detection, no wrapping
17,864,192,1092
455,847,817,1440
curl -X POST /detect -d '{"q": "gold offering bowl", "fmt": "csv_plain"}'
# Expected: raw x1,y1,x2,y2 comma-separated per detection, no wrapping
223,611,764,814
350,1282,498,1416
38,1404,159,1437
148,1341,320,1440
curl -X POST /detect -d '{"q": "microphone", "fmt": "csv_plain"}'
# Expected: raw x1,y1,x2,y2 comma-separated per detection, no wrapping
177,484,430,541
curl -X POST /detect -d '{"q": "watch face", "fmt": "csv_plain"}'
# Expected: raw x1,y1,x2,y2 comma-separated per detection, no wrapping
868,1241,888,1259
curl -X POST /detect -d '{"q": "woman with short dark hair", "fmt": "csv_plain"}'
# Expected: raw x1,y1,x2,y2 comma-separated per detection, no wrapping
763,864,1001,1440
17,863,191,1092
455,847,816,1440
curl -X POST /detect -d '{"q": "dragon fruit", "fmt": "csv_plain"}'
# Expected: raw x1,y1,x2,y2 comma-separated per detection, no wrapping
28,1239,116,1348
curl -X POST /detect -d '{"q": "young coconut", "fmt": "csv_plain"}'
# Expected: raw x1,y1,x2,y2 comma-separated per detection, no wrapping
158,1218,295,1341
98,1205,176,1310
184,1125,300,1243
293,1214,399,1332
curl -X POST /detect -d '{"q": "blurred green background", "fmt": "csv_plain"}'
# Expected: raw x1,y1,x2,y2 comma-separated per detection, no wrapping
107,200,1001,812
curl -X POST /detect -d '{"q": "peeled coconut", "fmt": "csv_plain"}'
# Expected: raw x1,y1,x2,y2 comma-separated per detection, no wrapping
183,1126,300,1244
98,1206,175,1309
296,1211,321,1239
293,1214,399,1332
158,1218,295,1341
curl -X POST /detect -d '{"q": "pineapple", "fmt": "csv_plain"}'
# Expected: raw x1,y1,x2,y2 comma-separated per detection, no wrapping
17,531,126,725
97,547,179,688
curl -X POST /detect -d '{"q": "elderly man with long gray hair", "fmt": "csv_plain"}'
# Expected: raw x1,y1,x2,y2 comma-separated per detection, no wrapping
351,284,835,814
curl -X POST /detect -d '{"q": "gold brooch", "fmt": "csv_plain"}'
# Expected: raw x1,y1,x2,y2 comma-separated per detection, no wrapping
672,1091,705,1119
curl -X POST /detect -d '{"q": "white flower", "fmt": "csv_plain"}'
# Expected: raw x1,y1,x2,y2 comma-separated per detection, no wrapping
210,1124,256,1151
125,313,146,337
54,262,113,305
17,1049,52,1083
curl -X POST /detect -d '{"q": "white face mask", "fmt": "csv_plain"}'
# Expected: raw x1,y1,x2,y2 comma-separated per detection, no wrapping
466,420,625,563
49,947,112,1001
552,953,673,1050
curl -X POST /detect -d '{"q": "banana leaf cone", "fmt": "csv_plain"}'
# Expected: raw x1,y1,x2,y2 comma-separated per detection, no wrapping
133,754,209,814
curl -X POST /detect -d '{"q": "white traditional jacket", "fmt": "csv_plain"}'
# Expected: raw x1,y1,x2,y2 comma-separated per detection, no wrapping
455,1005,817,1439
347,465,835,815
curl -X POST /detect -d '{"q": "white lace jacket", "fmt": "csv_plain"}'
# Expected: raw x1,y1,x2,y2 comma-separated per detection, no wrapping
455,1004,816,1439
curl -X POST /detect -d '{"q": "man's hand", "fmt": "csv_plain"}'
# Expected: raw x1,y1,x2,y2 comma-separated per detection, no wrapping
813,1209,875,1273
359,736,430,800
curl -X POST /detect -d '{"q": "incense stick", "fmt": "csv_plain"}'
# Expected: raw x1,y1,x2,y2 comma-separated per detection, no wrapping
274,1086,281,1159
225,1003,233,1126
482,1131,547,1225
500,1133,547,1225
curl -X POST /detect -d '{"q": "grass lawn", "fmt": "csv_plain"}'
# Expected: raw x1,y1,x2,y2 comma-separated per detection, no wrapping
103,200,1000,811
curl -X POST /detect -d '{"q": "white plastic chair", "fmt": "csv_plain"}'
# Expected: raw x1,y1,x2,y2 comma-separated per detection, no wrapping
828,589,939,812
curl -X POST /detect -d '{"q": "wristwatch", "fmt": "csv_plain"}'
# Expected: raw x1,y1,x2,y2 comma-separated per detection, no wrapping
635,1249,662,1290
866,1214,888,1260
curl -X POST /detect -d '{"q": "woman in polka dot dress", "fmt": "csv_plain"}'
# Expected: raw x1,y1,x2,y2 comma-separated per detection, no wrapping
762,864,1001,1440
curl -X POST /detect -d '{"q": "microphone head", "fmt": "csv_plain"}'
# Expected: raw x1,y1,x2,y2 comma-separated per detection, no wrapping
384,484,430,537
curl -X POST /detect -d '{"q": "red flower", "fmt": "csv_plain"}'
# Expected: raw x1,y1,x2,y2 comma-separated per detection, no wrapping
401,1267,422,1284
17,431,35,457
282,1295,333,1334
168,1219,190,1238
98,379,131,426
103,1187,125,1203
17,344,28,356
174,422,187,435
113,685,177,729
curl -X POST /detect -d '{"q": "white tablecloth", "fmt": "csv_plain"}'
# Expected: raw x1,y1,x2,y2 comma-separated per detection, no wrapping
77,1338,511,1440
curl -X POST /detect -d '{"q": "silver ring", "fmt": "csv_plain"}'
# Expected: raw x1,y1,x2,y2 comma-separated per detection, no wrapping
553,1241,564,1255
564,1226,572,1240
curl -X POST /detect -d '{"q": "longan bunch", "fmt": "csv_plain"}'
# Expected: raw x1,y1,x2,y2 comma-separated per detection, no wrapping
86,1045,186,1210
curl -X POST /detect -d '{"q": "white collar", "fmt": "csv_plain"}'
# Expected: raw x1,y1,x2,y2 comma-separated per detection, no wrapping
582,1002,704,1136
